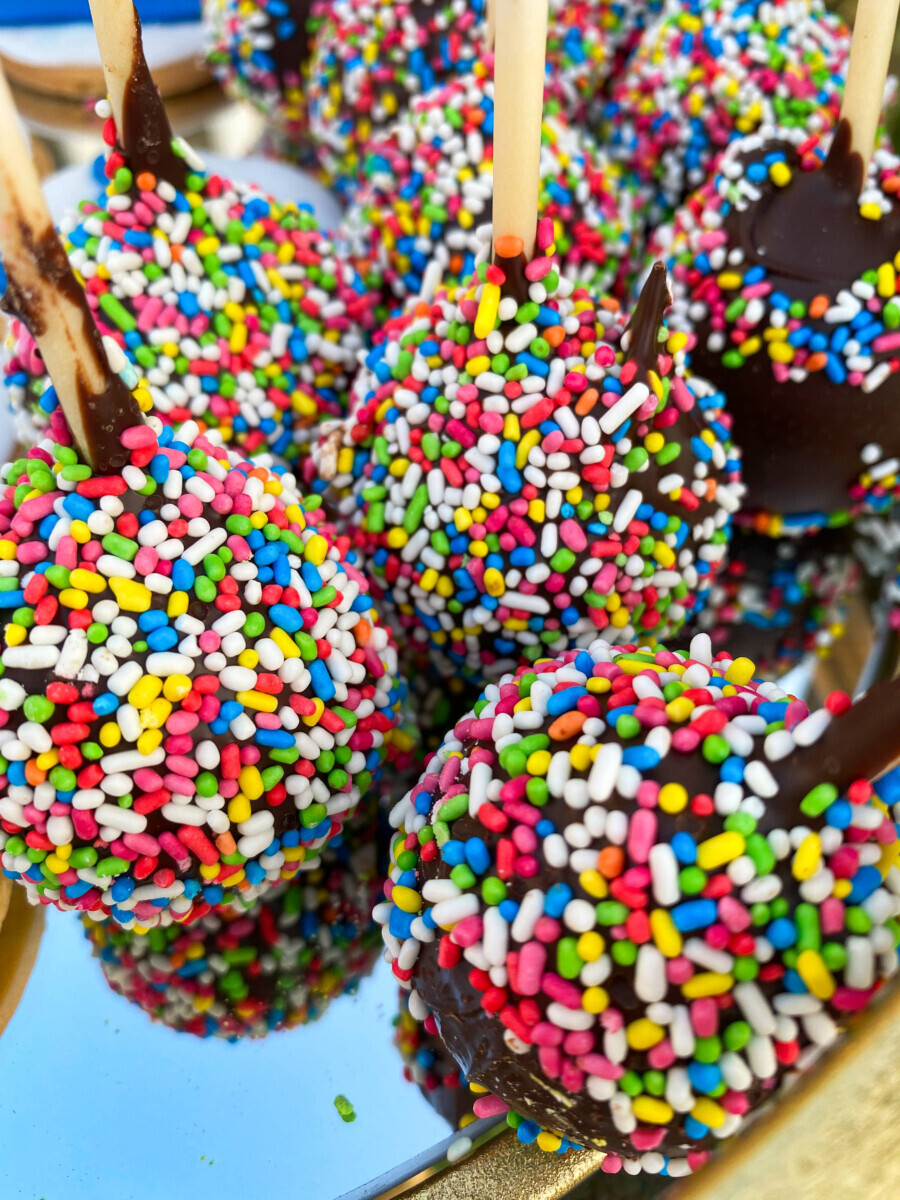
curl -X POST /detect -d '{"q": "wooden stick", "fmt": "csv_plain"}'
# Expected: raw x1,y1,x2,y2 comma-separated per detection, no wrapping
88,0,187,188
492,0,548,261
88,0,137,138
839,0,900,180
0,64,141,469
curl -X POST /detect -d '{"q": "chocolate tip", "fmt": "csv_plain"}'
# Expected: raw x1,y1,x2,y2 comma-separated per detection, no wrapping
625,262,672,375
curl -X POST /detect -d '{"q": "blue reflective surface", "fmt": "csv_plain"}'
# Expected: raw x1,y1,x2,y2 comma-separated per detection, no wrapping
0,913,450,1200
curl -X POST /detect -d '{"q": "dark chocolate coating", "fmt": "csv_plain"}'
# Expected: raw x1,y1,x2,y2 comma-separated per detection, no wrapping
688,121,900,516
119,6,190,190
412,676,900,1155
2,223,142,474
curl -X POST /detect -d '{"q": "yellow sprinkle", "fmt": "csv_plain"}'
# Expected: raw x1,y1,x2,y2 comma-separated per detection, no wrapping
466,355,491,376
626,1018,665,1050
659,783,688,814
697,831,745,870
237,649,259,669
58,589,89,611
792,832,822,881
724,656,755,685
36,749,59,771
650,909,682,958
69,569,106,594
4,624,26,647
474,282,500,338
128,675,163,710
271,628,301,659
691,1099,726,1129
227,794,252,825
526,750,551,776
305,533,329,565
163,675,193,702
484,568,506,597
391,885,422,914
302,697,325,727
236,689,278,713
0,540,16,560
578,869,608,899
632,1098,674,1125
877,262,896,298
99,723,121,749
110,579,152,613
582,986,609,1014
239,765,264,801
536,1132,562,1153
137,729,162,755
652,541,675,568
860,202,882,221
576,932,604,962
681,972,734,999
140,699,171,730
167,591,189,618
796,949,835,1000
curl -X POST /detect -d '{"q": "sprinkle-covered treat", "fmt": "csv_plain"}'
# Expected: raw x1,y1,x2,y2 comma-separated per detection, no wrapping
204,0,314,149
0,411,403,929
377,637,900,1171
304,0,621,194
603,0,851,219
395,985,475,1127
4,105,374,463
697,526,856,677
314,256,743,684
342,66,641,316
664,121,900,534
84,816,382,1037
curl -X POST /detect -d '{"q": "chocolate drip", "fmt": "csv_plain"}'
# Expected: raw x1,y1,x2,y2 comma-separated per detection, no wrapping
624,261,670,378
2,222,141,474
493,245,531,307
118,7,189,190
725,121,900,301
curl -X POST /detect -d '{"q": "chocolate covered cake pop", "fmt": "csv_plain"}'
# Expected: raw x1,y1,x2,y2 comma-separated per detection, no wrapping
204,0,313,147
665,122,900,531
314,255,743,684
604,0,852,218
342,67,641,315
4,14,375,464
304,0,624,193
84,820,381,1037
377,637,900,1171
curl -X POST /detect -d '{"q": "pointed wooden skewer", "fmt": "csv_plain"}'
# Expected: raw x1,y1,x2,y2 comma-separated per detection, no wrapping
0,63,142,470
491,0,548,261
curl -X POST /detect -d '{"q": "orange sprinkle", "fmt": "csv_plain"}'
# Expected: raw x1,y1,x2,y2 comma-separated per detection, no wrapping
24,761,46,787
354,618,372,645
548,711,587,740
599,296,622,313
215,832,237,856
806,352,828,373
544,325,566,349
808,295,829,319
135,171,157,192
575,387,600,416
494,235,525,259
597,846,625,879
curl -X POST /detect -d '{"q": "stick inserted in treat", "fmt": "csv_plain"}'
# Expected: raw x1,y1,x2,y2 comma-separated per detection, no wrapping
838,0,900,181
491,0,548,261
0,64,142,471
88,0,188,188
